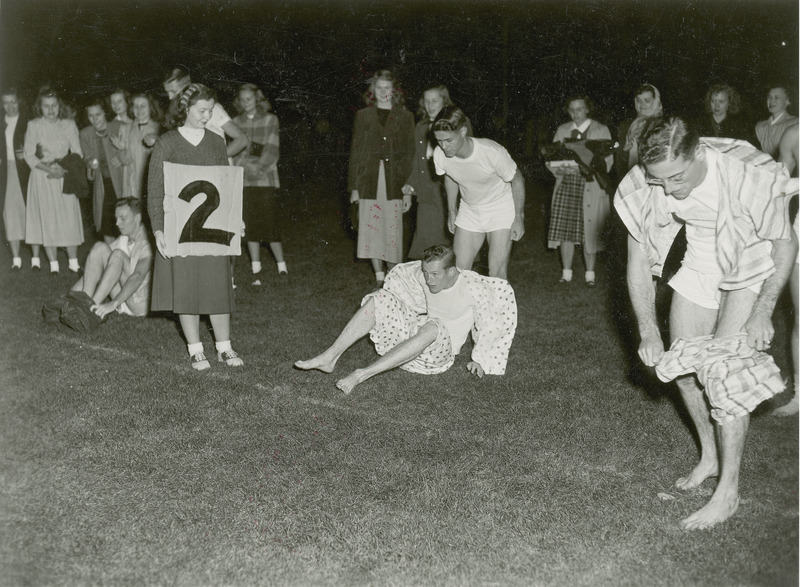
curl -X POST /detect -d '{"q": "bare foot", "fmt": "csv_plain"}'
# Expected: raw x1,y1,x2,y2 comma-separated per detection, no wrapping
675,459,719,491
680,495,740,530
294,353,337,373
772,395,799,417
335,371,365,395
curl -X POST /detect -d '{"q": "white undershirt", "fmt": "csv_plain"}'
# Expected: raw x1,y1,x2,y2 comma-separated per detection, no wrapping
665,149,722,274
424,273,474,355
178,126,204,146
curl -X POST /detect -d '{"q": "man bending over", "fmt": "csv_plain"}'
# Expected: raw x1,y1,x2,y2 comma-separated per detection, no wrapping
432,106,525,280
615,117,797,530
295,244,516,394
71,197,152,318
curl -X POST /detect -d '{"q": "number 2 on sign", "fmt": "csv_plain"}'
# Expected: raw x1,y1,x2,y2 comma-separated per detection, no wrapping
178,180,235,245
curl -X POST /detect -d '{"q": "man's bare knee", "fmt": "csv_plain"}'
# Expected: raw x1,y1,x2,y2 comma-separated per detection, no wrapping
87,241,111,264
715,289,758,337
415,322,439,345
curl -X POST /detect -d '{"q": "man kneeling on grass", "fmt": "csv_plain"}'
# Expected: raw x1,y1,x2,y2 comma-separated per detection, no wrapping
295,244,517,394
45,198,152,329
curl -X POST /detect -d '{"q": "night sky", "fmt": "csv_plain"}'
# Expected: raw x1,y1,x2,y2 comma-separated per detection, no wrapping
1,0,797,158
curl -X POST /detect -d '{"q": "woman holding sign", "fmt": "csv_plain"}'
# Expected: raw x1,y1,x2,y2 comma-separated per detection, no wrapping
148,84,243,371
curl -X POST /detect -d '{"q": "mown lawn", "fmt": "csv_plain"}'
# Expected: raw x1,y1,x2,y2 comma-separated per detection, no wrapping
0,171,797,586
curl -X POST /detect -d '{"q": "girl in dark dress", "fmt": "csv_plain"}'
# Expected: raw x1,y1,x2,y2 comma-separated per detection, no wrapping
148,84,242,371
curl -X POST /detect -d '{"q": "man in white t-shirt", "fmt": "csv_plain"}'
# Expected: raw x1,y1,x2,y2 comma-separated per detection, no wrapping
615,116,797,530
69,197,153,318
431,106,525,280
163,67,248,158
294,244,517,394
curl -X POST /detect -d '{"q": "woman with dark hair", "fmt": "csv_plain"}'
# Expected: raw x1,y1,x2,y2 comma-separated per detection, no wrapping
547,94,612,286
79,97,121,243
615,83,663,176
232,82,287,282
755,85,798,158
348,69,415,287
696,84,752,141
106,88,131,198
147,83,242,370
162,67,248,159
1,87,30,269
402,84,473,259
112,92,162,199
24,86,84,273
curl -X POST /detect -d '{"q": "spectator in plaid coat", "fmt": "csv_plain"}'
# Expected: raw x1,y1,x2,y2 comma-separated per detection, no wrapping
546,95,612,286
232,83,287,282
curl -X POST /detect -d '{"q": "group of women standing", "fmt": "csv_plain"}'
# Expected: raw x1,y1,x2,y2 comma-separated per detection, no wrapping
347,70,471,287
546,81,798,285
1,79,288,371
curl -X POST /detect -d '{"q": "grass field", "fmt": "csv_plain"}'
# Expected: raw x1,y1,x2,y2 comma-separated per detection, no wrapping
0,165,797,586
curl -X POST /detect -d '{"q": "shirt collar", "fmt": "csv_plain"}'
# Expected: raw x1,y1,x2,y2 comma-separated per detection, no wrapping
571,119,592,133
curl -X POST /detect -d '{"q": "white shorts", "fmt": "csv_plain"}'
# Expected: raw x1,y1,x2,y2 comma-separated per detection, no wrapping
455,197,515,233
669,266,762,310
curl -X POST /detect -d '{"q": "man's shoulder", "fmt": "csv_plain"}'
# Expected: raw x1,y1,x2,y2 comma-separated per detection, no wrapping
473,137,514,161
703,138,785,177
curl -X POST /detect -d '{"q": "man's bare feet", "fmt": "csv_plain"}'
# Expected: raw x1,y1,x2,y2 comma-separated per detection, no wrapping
772,395,799,417
335,370,365,395
294,353,337,373
680,495,740,530
675,459,719,491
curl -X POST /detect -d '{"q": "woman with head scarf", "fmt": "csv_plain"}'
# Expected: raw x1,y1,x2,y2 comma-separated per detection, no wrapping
615,84,663,176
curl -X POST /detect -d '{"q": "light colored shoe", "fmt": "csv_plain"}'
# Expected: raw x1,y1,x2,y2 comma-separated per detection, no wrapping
191,352,211,371
218,349,244,367
773,395,799,417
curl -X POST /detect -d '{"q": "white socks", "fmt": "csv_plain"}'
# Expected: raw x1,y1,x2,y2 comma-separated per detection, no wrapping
11,257,21,269
188,342,204,356
215,340,232,354
253,261,288,275
68,258,80,272
31,258,41,269
375,271,386,283
560,269,573,282
50,260,59,273
585,271,595,283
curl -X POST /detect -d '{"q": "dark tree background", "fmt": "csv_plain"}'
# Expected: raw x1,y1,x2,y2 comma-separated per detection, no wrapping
1,0,797,167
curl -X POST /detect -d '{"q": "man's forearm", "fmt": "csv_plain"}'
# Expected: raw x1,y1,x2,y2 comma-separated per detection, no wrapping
511,170,525,215
445,177,459,215
627,237,660,339
752,236,798,318
111,265,149,307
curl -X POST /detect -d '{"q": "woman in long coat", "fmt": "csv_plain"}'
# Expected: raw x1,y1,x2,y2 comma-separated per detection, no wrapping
402,84,472,259
1,87,30,269
348,69,414,287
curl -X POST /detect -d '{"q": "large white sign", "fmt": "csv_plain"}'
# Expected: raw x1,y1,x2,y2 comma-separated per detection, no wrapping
163,162,243,257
